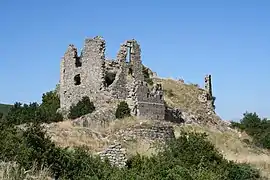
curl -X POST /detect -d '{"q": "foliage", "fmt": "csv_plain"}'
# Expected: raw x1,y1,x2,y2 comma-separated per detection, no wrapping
115,101,131,119
39,91,63,123
68,96,95,119
0,112,3,120
0,122,261,180
231,112,270,149
4,102,40,125
0,103,12,116
142,66,154,86
2,91,62,126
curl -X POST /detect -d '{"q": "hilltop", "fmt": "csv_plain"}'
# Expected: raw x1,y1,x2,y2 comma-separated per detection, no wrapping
0,103,12,115
44,77,270,178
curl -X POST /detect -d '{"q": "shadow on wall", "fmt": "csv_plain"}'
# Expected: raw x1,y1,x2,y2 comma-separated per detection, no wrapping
165,107,185,124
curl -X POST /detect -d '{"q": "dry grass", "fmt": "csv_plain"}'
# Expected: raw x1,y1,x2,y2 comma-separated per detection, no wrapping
46,117,157,153
46,121,109,152
155,78,205,115
175,123,270,179
0,162,52,180
44,77,270,178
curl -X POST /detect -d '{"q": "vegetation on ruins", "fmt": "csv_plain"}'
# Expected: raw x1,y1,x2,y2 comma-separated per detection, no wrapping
231,112,270,149
68,96,95,119
115,101,131,119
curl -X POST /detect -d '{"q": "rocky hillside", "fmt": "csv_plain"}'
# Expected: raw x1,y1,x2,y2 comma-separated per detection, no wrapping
44,77,270,179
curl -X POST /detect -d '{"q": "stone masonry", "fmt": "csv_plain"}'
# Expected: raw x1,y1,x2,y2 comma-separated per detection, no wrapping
59,36,166,120
198,74,215,113
115,122,175,143
99,143,127,168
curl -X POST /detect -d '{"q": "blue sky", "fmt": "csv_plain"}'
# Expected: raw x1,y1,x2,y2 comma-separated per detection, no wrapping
1,0,270,121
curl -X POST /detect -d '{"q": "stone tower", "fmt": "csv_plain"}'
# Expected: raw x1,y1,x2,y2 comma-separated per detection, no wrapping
204,74,212,99
59,36,106,110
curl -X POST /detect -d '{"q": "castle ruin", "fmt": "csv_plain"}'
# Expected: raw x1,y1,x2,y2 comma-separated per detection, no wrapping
59,36,165,120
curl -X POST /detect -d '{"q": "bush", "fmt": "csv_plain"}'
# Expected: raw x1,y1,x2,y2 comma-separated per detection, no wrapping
115,101,131,119
3,91,63,126
231,112,270,149
68,96,95,119
39,91,63,123
0,122,261,180
124,131,260,180
0,112,3,119
4,102,40,125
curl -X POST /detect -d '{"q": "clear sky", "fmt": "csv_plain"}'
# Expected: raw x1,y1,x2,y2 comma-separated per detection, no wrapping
1,0,270,121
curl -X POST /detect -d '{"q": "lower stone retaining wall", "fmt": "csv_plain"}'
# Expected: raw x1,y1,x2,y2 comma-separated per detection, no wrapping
115,123,175,142
98,143,127,168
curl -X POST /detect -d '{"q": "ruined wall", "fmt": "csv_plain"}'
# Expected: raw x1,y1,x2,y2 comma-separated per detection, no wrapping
59,36,166,121
204,74,213,98
115,123,175,142
99,143,127,168
129,40,144,82
198,74,215,114
60,36,106,110
136,83,165,120
124,39,166,120
108,43,129,99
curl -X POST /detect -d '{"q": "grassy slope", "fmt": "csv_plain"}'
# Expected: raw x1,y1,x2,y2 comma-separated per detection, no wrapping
158,78,270,179
0,103,12,115
45,77,270,178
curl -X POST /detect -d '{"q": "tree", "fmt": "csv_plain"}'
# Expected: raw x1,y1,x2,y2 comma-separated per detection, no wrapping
68,96,95,119
40,91,63,123
115,101,131,119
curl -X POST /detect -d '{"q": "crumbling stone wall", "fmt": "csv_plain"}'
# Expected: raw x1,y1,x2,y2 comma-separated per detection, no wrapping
129,40,144,82
205,74,213,100
60,36,106,110
116,123,175,142
198,74,215,114
99,143,127,168
108,43,128,99
59,36,166,121
136,83,165,120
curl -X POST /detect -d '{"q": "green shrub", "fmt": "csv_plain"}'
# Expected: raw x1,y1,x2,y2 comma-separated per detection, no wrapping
0,122,261,180
39,91,63,123
0,112,3,119
68,96,95,119
231,112,270,149
115,101,131,119
226,162,260,180
2,90,62,126
4,102,40,125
